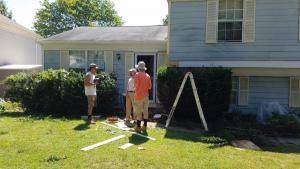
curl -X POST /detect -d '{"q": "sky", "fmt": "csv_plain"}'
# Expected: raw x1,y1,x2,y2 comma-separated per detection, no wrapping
4,0,168,30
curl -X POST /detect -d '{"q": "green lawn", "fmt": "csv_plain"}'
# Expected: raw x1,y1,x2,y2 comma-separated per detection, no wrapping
1,111,300,169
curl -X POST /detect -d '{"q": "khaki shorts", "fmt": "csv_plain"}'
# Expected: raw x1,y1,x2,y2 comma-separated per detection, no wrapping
87,95,97,108
134,96,149,121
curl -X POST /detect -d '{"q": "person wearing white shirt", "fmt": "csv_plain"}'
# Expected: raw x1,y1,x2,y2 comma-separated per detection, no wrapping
84,63,99,124
125,68,137,124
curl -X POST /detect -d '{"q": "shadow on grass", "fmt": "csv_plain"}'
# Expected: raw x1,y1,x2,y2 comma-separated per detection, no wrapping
128,131,149,145
164,127,300,154
0,111,28,118
73,123,90,131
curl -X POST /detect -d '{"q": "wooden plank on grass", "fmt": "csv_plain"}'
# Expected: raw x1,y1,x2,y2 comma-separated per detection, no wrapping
80,135,125,151
100,122,156,141
118,143,134,150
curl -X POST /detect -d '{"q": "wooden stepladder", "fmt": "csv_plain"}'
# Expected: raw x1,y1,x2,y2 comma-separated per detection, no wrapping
165,72,209,131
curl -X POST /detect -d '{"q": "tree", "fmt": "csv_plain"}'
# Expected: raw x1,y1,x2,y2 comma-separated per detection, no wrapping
0,0,12,19
162,15,168,26
34,0,123,37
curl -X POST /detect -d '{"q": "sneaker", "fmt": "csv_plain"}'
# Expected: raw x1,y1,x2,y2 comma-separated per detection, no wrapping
141,126,147,131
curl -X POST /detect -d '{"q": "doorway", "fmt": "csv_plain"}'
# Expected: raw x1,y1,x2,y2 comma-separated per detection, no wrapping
134,53,157,102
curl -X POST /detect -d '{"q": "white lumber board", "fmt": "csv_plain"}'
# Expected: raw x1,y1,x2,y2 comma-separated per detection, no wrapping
118,143,134,150
101,122,156,141
80,135,125,151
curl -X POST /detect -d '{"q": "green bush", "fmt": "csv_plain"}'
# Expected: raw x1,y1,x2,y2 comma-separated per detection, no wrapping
265,113,300,134
157,66,232,126
4,69,117,117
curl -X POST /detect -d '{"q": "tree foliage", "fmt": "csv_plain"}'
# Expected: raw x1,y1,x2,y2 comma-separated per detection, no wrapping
0,0,12,19
34,0,123,37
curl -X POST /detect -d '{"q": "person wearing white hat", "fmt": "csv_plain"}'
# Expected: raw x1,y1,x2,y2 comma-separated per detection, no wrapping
84,63,99,124
125,68,137,126
132,61,152,132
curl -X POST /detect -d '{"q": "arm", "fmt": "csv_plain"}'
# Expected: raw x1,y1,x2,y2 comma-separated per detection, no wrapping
148,75,152,90
84,74,95,87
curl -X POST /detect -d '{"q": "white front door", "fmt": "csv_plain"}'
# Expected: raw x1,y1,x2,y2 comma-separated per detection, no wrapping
134,53,157,102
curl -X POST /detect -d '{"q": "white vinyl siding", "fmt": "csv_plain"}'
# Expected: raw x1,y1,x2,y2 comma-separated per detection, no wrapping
289,77,300,107
206,0,218,43
243,0,256,42
44,50,60,70
205,0,256,43
238,77,249,105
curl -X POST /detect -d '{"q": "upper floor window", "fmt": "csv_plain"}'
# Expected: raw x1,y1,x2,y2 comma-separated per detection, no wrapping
218,0,243,42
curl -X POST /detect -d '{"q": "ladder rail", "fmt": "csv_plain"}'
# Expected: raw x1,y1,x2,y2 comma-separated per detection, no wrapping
165,72,209,131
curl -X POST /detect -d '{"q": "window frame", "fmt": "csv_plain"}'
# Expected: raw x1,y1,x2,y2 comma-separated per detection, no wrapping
69,49,104,72
217,0,244,43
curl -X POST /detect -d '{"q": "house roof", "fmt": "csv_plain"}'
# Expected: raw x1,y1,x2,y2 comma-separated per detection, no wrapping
43,26,168,43
0,14,42,40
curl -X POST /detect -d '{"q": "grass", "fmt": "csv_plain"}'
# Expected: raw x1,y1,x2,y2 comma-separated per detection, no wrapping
0,106,300,169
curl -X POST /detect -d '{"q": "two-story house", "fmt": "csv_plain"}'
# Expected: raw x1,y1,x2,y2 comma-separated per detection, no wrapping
168,0,300,113
42,0,300,113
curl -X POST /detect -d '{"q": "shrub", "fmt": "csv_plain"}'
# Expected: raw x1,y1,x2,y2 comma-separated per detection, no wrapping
4,69,117,117
157,66,232,126
265,113,300,134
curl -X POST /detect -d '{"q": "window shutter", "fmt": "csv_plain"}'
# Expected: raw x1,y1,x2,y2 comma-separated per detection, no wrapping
289,77,300,107
206,0,218,43
239,77,249,106
243,0,256,43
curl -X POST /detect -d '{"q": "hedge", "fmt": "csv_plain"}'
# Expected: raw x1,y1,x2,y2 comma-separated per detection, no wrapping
4,69,117,117
157,66,232,126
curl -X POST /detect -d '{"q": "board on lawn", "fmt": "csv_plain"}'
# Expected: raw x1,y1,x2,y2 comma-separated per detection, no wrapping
80,135,125,151
165,72,209,131
118,143,134,150
101,122,156,141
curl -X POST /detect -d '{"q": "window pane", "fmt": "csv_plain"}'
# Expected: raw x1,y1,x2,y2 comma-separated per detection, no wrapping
227,0,235,9
232,77,238,90
234,10,243,20
44,50,60,70
218,10,226,20
218,30,226,41
226,22,234,30
87,50,104,70
69,50,85,69
226,30,234,41
233,30,242,41
231,91,238,104
235,0,243,9
227,10,234,19
219,0,226,10
218,22,226,31
233,22,242,30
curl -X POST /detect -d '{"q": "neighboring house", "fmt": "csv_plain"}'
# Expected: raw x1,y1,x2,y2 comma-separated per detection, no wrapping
0,14,43,96
168,0,300,113
41,26,170,104
42,0,300,114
